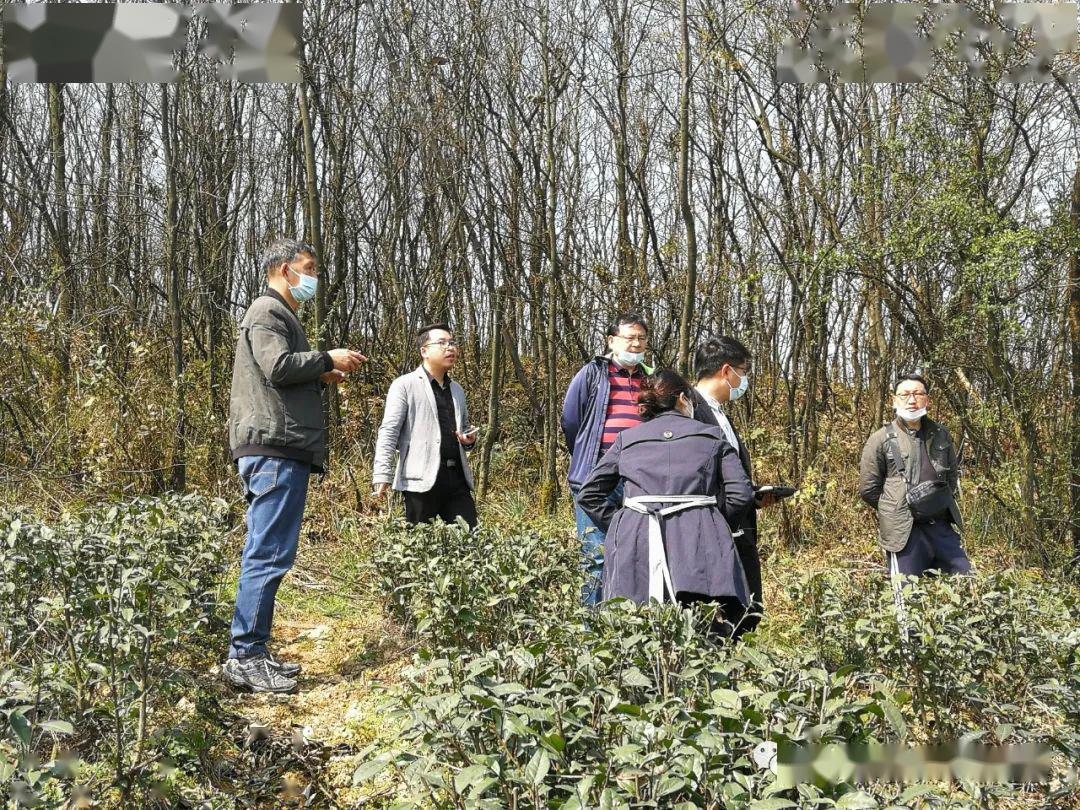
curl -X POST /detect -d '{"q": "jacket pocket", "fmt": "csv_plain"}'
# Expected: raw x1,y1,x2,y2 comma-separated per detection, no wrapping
879,477,909,514
280,383,324,446
236,382,287,446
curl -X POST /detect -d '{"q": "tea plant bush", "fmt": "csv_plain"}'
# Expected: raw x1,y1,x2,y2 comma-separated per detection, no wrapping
793,570,1080,739
359,519,1080,808
372,519,582,653
377,603,919,808
0,494,231,806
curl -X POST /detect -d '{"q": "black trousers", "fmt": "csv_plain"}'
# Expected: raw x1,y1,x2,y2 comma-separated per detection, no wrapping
402,462,477,529
889,520,972,576
733,531,763,635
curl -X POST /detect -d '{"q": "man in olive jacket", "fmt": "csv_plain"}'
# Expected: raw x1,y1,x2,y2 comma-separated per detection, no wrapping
224,238,366,693
858,372,971,577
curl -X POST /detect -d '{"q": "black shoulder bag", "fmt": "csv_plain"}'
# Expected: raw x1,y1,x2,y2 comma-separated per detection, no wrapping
885,424,952,521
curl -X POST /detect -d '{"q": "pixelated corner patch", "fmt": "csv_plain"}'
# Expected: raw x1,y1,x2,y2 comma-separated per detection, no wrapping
2,3,302,83
777,2,1079,84
773,740,1077,788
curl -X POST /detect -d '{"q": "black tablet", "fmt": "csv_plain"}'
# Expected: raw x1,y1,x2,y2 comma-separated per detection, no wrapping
754,485,798,499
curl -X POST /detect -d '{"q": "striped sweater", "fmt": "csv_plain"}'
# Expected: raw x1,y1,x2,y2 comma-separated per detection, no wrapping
600,361,644,455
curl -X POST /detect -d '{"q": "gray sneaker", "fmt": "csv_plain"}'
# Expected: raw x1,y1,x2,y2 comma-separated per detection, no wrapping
222,655,297,694
266,651,301,678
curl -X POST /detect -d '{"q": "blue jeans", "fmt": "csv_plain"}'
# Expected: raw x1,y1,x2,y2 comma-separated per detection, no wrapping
572,482,624,607
229,456,310,660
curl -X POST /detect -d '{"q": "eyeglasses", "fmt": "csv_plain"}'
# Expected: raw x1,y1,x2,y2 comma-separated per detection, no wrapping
425,339,459,349
613,334,648,346
895,391,928,401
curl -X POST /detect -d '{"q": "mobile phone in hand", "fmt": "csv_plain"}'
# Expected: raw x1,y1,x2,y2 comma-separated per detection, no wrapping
461,425,479,438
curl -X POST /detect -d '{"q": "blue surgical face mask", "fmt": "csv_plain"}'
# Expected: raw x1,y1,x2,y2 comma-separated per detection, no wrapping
615,350,645,367
728,369,750,401
288,268,318,303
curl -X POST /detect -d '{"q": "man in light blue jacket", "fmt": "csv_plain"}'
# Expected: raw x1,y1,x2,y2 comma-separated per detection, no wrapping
373,323,478,527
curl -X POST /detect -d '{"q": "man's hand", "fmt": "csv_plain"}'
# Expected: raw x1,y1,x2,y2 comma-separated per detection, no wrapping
754,492,780,509
320,370,346,385
328,348,367,373
456,428,478,447
372,482,391,499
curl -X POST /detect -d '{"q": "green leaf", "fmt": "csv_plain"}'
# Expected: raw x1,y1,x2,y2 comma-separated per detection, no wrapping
38,720,74,736
524,749,550,786
898,784,938,802
622,667,652,687
835,791,878,809
881,700,907,738
656,775,686,796
9,712,31,747
454,763,491,793
352,755,392,785
748,800,797,809
540,733,566,755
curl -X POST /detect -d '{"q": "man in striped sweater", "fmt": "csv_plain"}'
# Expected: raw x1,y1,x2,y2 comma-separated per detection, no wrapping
561,313,654,606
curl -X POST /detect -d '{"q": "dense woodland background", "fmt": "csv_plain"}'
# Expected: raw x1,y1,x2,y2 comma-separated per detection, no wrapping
0,0,1079,570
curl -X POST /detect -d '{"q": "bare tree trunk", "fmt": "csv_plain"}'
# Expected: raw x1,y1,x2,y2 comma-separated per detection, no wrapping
477,290,504,500
298,78,335,465
541,10,561,513
162,84,185,492
675,0,698,374
1068,161,1080,571
48,83,73,376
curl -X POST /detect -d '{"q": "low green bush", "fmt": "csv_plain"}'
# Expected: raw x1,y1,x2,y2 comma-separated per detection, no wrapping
793,570,1080,738
0,494,230,806
360,526,1080,808
372,519,582,653
364,603,911,807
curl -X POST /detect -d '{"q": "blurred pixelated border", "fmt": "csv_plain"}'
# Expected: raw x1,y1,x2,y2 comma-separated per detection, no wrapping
774,741,1079,788
0,3,301,83
778,2,1080,84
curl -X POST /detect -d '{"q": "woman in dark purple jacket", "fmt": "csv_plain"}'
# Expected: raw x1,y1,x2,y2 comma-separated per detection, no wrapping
575,371,754,626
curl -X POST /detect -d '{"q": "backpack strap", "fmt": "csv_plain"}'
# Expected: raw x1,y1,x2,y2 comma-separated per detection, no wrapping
883,423,909,482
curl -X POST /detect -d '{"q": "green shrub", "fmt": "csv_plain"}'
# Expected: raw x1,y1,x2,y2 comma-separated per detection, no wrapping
359,527,1080,807
793,570,1080,738
372,519,582,653
371,602,909,807
0,494,230,806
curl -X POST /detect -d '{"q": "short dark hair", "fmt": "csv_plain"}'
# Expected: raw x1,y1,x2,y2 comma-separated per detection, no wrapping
606,312,648,337
261,237,316,277
694,335,751,381
637,370,693,421
417,322,452,352
895,372,930,394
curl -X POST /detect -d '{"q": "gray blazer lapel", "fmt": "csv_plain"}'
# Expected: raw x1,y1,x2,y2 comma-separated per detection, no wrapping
451,385,465,431
415,366,438,423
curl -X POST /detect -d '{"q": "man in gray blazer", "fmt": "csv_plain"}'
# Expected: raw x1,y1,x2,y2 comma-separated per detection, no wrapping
373,323,478,528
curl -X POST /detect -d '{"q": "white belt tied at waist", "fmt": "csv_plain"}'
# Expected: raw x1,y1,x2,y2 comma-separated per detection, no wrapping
623,495,718,603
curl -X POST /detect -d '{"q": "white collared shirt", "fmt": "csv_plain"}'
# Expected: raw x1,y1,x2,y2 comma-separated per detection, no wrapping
700,390,739,452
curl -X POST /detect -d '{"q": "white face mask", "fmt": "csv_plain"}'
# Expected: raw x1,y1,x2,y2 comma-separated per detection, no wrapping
615,350,644,367
895,405,928,422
